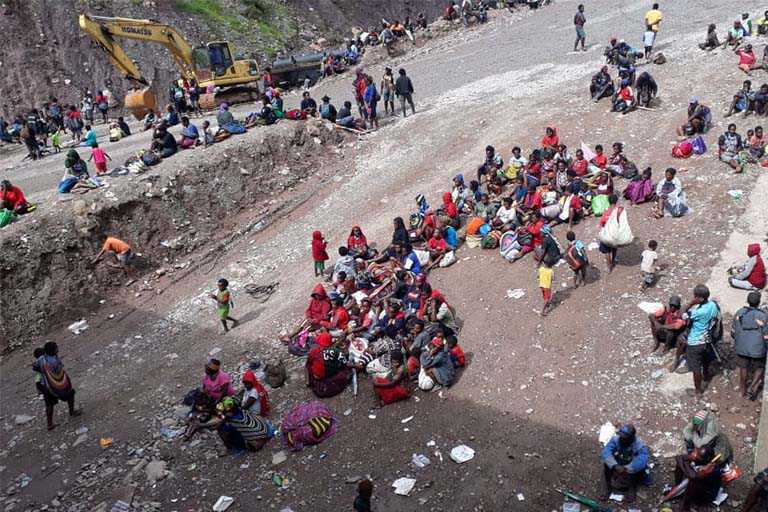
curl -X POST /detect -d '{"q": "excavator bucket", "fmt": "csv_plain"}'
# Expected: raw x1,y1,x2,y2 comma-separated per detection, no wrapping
125,88,157,120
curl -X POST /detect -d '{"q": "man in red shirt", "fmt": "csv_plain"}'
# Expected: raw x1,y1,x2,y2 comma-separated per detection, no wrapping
649,295,687,353
0,180,30,213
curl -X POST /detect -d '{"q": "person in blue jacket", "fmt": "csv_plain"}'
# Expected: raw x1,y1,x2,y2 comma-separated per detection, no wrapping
601,424,649,502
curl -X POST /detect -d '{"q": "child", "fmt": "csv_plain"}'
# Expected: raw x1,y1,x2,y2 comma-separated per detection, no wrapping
640,240,659,290
202,120,214,147
312,230,329,277
51,129,62,153
88,143,111,175
538,261,554,316
446,335,465,368
565,230,589,288
353,479,373,512
210,278,238,333
643,29,656,60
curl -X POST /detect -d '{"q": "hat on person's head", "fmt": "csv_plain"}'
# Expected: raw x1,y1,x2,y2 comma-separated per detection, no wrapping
242,369,258,385
669,295,682,308
415,193,425,204
692,410,708,426
689,96,699,104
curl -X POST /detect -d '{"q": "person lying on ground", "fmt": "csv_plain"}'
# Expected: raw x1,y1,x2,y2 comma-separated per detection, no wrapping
725,80,754,117
215,397,274,455
178,116,200,148
718,123,745,173
601,424,649,503
33,341,81,430
677,97,712,137
672,445,724,511
731,291,767,400
728,243,766,291
699,24,720,51
0,179,30,214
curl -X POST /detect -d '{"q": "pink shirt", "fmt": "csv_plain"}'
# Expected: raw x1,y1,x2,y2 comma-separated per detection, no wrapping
202,371,235,401
92,148,107,164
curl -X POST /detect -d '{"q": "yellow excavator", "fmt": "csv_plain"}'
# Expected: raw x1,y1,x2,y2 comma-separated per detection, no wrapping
78,14,262,119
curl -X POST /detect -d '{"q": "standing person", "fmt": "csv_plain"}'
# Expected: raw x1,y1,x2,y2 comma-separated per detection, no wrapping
363,75,379,130
311,230,329,277
644,3,663,52
597,194,623,272
353,479,373,512
539,260,554,316
681,284,720,398
395,68,416,117
80,92,94,126
87,143,111,175
731,291,767,400
640,240,659,290
94,90,109,123
573,4,586,52
33,342,81,430
353,69,368,120
564,231,588,288
187,78,203,117
380,67,396,116
210,278,238,333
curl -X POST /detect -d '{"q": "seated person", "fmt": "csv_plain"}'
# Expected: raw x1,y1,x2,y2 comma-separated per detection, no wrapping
305,284,331,328
623,167,655,204
473,193,496,222
201,358,236,402
241,370,269,416
335,100,362,129
539,180,562,221
0,179,30,214
117,116,131,137
270,89,285,117
505,146,528,182
589,66,615,103
728,243,766,290
425,228,449,268
736,44,757,74
653,167,688,218
602,424,649,502
300,91,318,117
178,116,199,149
151,125,178,158
648,295,686,352
672,446,724,511
333,246,357,281
494,196,517,229
108,122,123,142
373,350,410,406
698,24,720,51
418,334,456,390
60,149,97,194
347,225,374,259
551,183,584,228
612,79,635,113
717,123,745,173
635,71,657,108
319,297,350,334
216,103,245,135
306,345,351,398
506,211,545,262
319,95,337,123
163,104,180,126
723,20,747,49
682,410,733,463
677,97,712,137
216,397,274,454
749,125,766,160
515,186,543,225
569,148,589,177
477,145,503,184
726,80,754,117
142,111,156,131
541,126,559,150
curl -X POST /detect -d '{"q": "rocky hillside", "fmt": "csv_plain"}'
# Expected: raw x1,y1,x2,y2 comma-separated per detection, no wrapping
0,0,444,117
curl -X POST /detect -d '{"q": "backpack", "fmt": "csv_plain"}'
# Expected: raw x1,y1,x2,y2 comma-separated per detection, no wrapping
672,140,693,158
691,136,707,155
703,301,723,344
264,360,286,388
565,244,588,270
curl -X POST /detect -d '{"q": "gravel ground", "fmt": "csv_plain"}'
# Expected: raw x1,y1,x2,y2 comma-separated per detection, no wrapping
1,2,767,511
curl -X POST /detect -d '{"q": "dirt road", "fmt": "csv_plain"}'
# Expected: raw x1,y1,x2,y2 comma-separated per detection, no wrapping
1,2,766,511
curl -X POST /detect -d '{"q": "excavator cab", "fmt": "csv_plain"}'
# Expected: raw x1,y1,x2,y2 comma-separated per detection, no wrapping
192,43,235,82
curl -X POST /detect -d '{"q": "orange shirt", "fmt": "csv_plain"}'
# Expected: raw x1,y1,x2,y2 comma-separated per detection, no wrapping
103,237,130,254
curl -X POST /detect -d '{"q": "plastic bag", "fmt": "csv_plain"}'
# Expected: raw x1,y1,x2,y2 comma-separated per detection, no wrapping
418,368,434,390
598,207,633,247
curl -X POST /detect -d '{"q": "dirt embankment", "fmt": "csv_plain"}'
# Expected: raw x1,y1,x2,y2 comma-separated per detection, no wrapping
0,120,345,351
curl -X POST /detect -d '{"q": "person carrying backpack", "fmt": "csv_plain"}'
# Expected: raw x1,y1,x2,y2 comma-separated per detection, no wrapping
679,284,721,398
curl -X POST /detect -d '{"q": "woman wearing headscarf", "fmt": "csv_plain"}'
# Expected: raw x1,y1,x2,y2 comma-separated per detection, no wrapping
391,216,412,252
347,226,372,259
216,397,274,454
241,370,269,416
305,284,332,325
441,192,458,220
729,244,766,290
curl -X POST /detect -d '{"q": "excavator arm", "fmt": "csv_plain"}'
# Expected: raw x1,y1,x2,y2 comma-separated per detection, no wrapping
78,14,197,84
